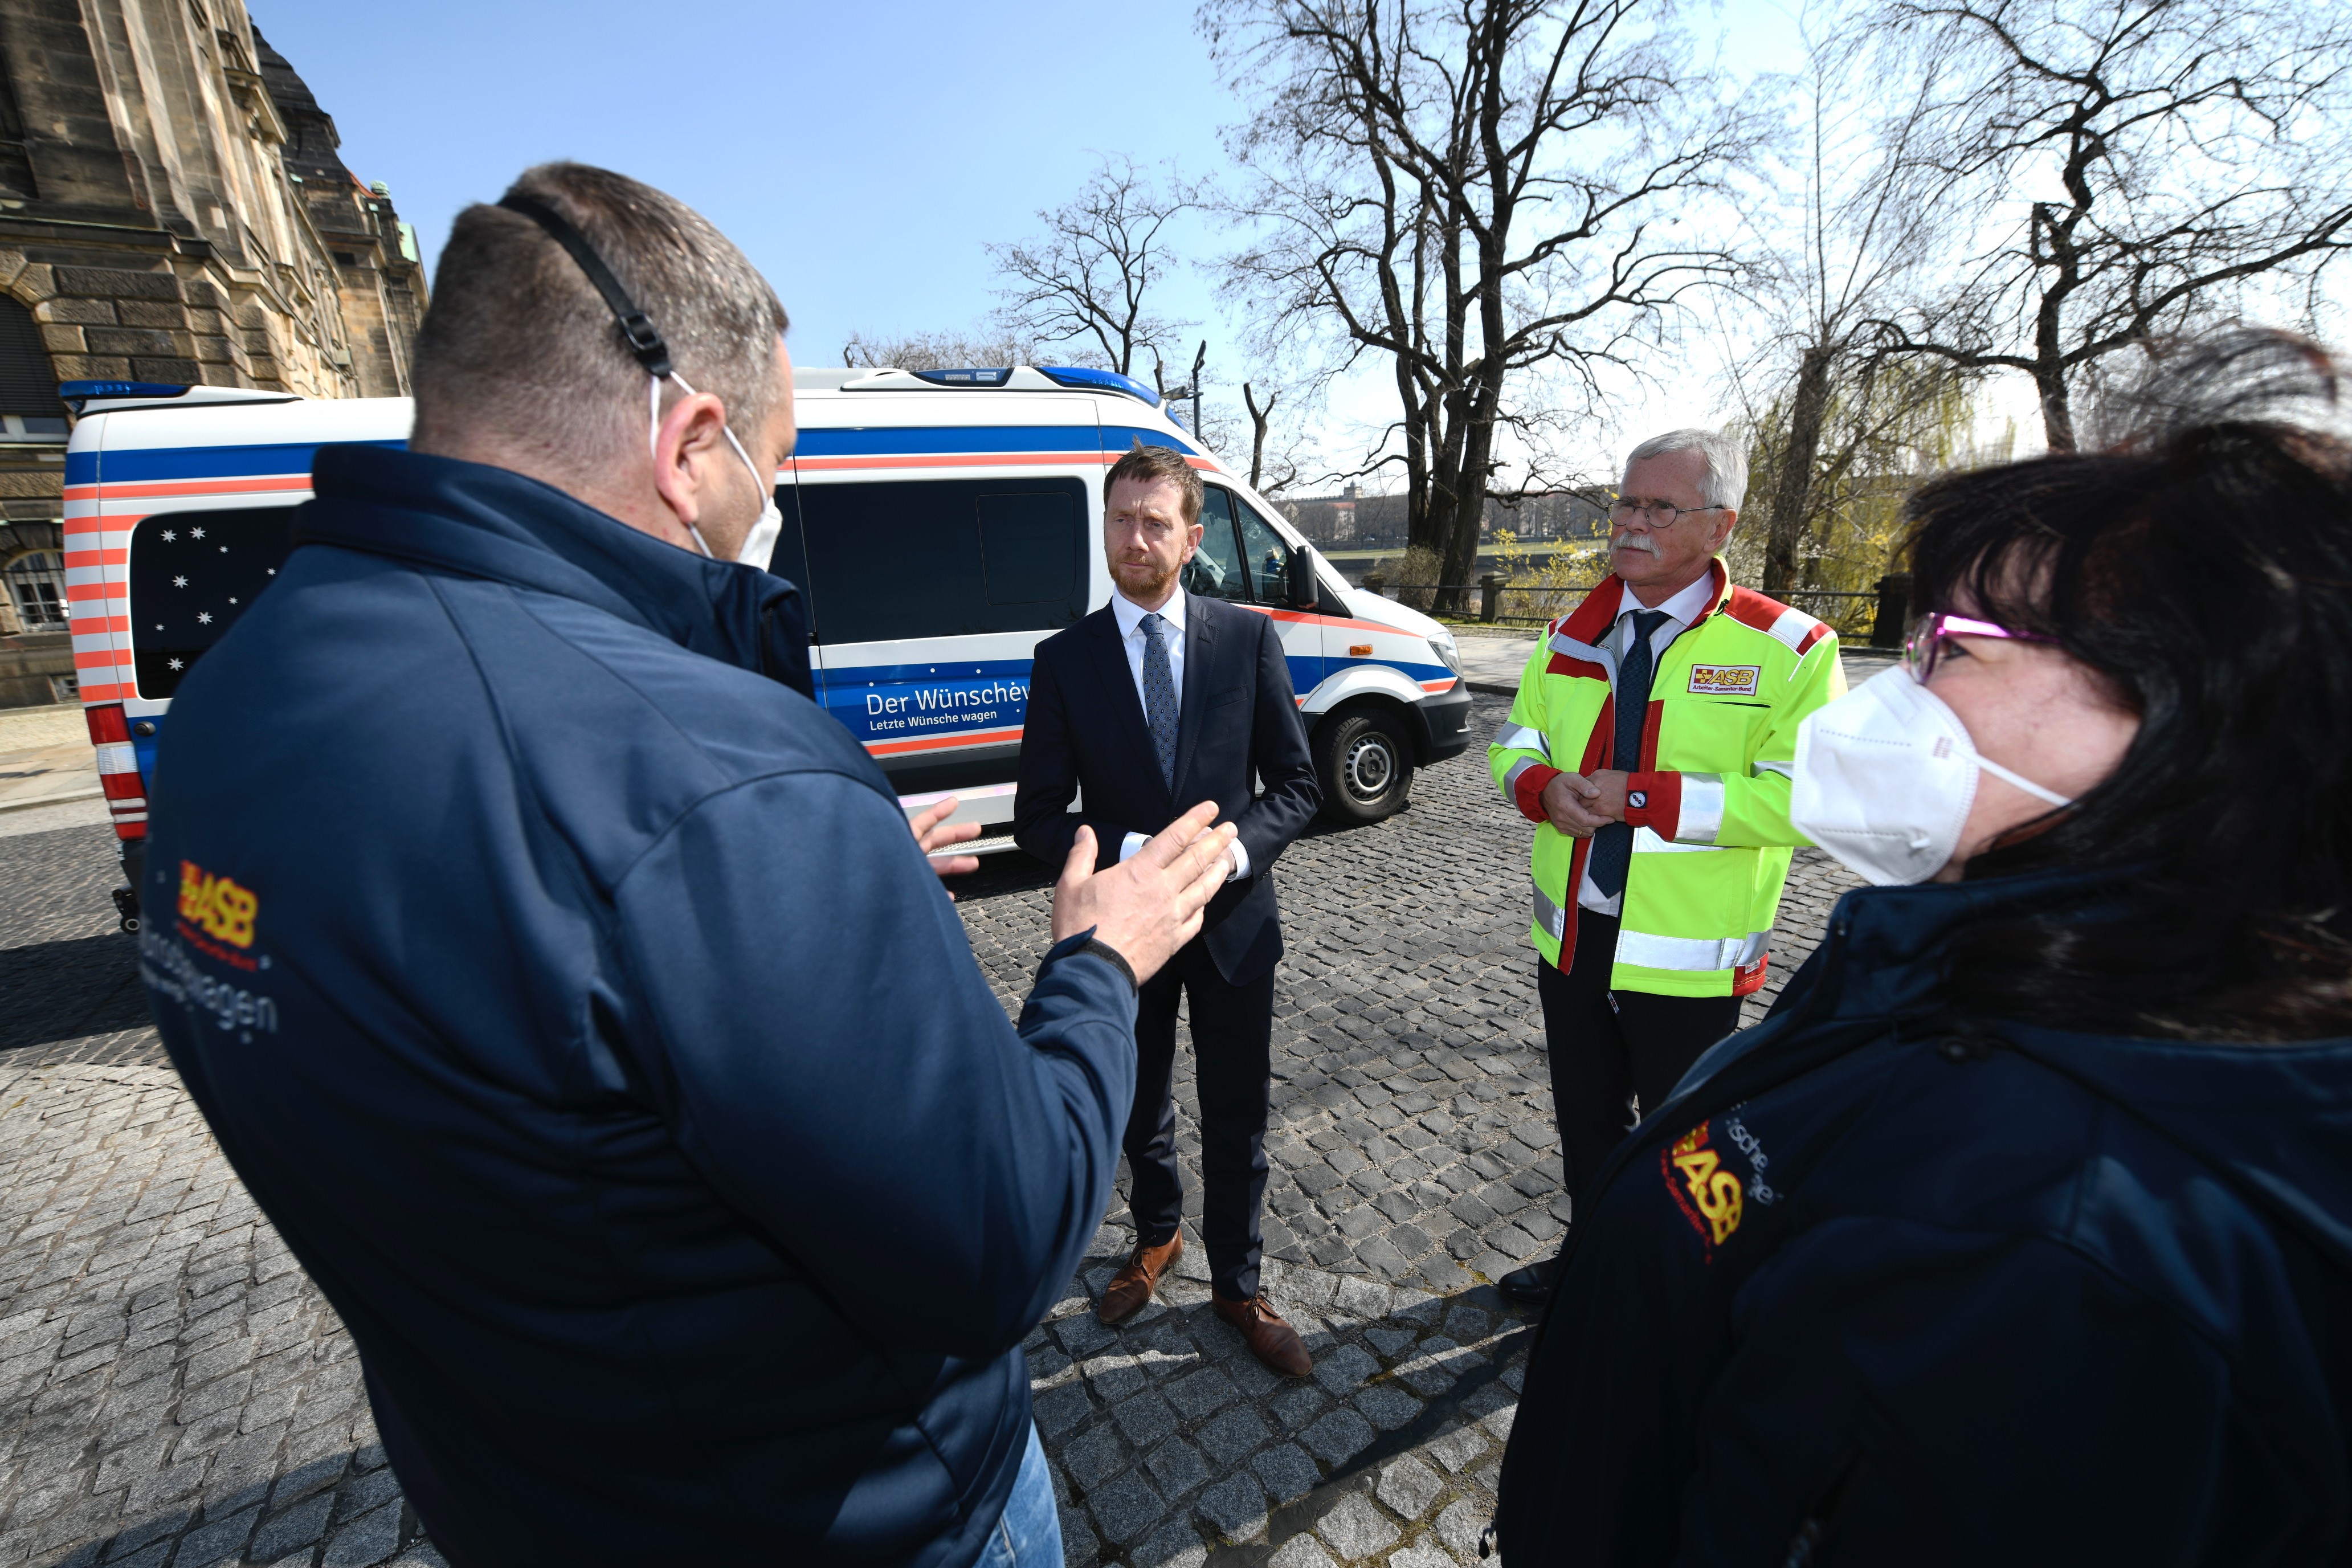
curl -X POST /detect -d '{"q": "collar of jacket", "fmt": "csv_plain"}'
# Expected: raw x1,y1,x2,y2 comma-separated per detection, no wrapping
1553,556,1732,647
1762,860,2150,1032
1519,859,2163,1355
294,444,812,693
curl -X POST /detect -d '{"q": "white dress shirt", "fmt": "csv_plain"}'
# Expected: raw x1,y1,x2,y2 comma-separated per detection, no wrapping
1575,572,1719,917
1109,586,1250,881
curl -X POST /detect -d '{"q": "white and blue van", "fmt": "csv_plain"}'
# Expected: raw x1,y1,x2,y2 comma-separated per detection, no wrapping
60,365,1472,926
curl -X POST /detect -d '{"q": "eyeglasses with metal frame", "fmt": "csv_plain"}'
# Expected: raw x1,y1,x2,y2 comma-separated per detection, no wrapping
1609,499,1730,528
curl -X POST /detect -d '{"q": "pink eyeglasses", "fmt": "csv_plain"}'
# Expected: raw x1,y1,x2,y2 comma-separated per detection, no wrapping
1904,611,2057,683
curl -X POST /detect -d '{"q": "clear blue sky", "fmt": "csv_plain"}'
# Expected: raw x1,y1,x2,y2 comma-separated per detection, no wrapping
255,0,1245,375
254,1,1832,481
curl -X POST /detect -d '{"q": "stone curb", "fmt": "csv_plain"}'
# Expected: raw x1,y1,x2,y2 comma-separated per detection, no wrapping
0,783,103,814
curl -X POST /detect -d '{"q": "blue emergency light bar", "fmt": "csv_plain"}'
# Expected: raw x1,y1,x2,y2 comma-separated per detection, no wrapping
1036,366,1162,406
60,380,190,411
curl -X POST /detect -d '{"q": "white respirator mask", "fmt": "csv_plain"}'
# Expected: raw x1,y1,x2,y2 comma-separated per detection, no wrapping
650,373,783,570
1790,665,2074,885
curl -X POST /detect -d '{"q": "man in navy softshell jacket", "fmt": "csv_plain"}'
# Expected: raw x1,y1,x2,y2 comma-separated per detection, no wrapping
137,165,1236,1567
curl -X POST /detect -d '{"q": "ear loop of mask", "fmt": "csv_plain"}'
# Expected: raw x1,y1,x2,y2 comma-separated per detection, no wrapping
648,368,769,561
1905,665,2077,808
1977,754,2073,807
646,377,713,558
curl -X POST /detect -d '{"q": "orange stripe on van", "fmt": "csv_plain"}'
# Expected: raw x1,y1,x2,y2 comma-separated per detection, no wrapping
864,727,1025,758
64,475,313,501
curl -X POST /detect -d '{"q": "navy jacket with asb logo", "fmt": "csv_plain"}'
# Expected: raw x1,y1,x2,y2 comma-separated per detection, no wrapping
140,445,1138,1567
1496,866,2352,1566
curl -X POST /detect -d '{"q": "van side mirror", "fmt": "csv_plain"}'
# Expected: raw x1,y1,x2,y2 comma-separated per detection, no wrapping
1286,544,1320,611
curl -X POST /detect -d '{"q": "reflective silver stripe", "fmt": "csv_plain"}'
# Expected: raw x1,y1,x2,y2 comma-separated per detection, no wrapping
1501,754,1542,806
1764,605,1824,653
1632,826,1721,854
1493,722,1550,758
1676,771,1725,844
1752,758,1794,778
1547,630,1616,680
1531,879,1569,942
1615,928,1770,971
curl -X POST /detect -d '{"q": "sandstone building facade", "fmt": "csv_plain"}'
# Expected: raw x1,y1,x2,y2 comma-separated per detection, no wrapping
0,0,424,677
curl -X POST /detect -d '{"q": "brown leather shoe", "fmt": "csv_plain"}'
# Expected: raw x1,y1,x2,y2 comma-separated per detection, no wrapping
1211,1292,1313,1379
1097,1235,1183,1326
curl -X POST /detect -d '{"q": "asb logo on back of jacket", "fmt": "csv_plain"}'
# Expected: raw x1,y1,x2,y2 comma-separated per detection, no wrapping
177,860,258,949
1664,1122,1746,1251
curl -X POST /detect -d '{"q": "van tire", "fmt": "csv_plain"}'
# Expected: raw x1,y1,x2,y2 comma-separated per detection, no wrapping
1316,709,1414,825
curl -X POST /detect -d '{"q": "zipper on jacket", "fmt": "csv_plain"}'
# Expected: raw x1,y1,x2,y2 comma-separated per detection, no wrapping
1782,1444,1867,1567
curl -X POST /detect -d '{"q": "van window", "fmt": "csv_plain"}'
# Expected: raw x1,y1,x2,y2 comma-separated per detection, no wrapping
1224,489,1295,605
1187,488,1250,604
793,477,1090,644
126,506,297,697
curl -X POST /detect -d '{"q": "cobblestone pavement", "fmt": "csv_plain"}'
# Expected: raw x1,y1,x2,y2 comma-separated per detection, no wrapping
0,693,1863,1567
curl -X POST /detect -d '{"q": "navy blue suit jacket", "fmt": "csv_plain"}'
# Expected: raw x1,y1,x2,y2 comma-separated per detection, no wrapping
1015,595,1319,984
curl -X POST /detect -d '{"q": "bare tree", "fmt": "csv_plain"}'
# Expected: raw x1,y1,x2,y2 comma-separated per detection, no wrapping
989,157,1202,379
1242,381,1302,493
839,329,1047,370
1733,358,1989,597
1730,14,1970,591
1872,0,2352,452
1207,0,1756,610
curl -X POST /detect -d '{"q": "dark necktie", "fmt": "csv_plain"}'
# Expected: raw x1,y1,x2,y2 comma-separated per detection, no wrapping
1587,610,1670,900
1140,612,1179,789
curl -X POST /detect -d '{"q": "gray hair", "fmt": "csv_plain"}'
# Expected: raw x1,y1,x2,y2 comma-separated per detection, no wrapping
411,162,790,481
1624,428,1748,511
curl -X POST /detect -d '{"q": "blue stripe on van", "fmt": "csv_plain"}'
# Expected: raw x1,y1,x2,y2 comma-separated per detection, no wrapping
794,426,1101,458
72,440,406,487
790,425,1202,459
813,659,1035,749
808,654,1446,754
1101,425,1199,457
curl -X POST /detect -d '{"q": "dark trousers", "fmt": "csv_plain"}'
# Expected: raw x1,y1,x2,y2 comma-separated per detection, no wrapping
1126,937,1276,1302
1540,908,1743,1216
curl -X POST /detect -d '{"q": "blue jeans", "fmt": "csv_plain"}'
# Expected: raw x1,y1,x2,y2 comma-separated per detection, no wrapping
977,1421,1060,1568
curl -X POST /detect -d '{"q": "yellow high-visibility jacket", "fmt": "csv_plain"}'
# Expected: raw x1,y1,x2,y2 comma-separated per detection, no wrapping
1489,560,1844,997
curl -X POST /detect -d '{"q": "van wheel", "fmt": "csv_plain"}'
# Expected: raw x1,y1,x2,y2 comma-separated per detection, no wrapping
1317,710,1414,825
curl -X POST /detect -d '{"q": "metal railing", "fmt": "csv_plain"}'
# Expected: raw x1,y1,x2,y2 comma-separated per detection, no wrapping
1356,573,1913,646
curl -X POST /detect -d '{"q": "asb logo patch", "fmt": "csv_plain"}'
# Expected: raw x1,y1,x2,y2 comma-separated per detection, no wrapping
1663,1122,1744,1251
178,861,258,949
1687,664,1761,697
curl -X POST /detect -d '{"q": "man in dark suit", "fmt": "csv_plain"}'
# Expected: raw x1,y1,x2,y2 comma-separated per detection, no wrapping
1016,443,1322,1378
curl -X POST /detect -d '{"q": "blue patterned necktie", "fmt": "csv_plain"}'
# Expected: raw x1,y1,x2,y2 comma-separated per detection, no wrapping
1140,611,1179,789
1588,610,1671,900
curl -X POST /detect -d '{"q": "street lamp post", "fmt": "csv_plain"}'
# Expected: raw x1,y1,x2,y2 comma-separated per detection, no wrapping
1162,341,1208,443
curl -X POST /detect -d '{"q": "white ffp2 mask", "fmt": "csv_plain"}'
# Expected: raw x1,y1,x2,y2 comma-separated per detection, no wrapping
650,372,783,569
1790,665,2073,885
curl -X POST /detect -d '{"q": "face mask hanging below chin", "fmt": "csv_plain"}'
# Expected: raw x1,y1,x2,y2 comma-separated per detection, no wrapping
650,373,783,570
1789,665,2074,886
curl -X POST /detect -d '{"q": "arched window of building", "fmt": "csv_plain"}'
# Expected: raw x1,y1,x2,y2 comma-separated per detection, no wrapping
5,548,67,628
0,296,67,442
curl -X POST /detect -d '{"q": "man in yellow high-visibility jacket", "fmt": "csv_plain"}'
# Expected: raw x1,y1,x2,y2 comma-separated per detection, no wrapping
1488,428,1843,1303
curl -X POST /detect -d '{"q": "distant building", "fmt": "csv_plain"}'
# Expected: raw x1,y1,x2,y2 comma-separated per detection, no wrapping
0,0,425,671
1285,485,1610,552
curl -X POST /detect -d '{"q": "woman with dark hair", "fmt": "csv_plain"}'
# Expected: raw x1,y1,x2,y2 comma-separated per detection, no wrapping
1491,331,2352,1566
